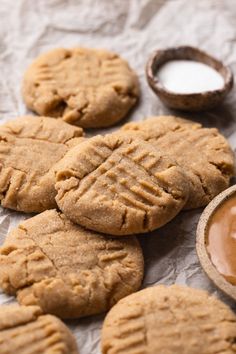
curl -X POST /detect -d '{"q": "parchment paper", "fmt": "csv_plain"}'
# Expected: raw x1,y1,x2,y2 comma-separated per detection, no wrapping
1,0,236,353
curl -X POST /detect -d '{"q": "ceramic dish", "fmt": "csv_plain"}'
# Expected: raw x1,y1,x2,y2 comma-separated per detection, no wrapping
146,46,233,111
196,184,236,300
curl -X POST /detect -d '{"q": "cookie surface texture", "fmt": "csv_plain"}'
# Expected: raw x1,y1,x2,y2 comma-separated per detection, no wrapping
55,132,189,235
0,116,83,212
0,304,79,354
23,48,139,128
0,209,143,319
101,285,236,354
122,116,235,209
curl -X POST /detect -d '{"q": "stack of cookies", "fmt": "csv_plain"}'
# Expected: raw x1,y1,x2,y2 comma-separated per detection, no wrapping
0,47,235,354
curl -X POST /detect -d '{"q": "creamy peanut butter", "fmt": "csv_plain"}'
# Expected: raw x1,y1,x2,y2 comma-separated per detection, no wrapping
207,195,236,285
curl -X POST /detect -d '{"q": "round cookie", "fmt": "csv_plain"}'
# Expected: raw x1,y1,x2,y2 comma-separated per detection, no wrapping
122,116,235,209
55,132,189,235
22,48,139,128
0,304,78,354
101,285,236,354
0,116,83,213
0,209,144,319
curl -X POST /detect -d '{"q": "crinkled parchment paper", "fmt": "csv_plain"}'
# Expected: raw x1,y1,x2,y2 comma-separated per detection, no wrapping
1,0,236,353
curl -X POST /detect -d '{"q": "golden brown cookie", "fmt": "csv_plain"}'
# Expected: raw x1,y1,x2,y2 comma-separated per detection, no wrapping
122,116,235,209
22,48,139,128
55,132,189,235
101,285,236,354
0,116,83,213
0,209,143,319
0,304,79,354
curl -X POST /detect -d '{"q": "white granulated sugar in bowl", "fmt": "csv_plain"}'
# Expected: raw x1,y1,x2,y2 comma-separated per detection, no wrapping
157,60,224,94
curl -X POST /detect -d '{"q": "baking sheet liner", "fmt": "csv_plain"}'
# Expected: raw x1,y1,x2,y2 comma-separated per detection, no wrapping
0,0,236,352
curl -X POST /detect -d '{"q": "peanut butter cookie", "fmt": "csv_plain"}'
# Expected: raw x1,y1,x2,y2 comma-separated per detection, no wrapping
23,48,139,128
55,132,189,235
101,285,236,354
0,116,83,213
0,304,79,354
122,116,235,209
0,209,143,319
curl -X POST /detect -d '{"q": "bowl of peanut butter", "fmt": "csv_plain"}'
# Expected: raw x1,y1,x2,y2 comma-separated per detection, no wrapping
197,184,236,300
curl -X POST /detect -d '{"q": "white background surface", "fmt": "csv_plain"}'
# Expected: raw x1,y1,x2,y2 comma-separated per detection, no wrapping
0,1,236,353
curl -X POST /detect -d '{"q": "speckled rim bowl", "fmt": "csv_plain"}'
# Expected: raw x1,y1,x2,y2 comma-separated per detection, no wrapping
196,184,236,300
146,46,234,111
